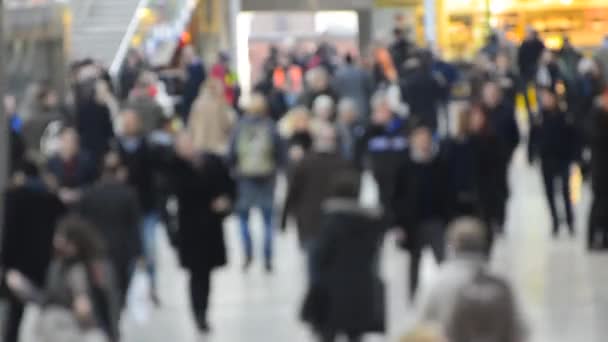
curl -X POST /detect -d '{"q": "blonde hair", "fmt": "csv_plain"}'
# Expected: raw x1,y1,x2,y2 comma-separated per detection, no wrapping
246,92,268,116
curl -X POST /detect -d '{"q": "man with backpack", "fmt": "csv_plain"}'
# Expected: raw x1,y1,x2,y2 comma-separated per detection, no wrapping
229,93,285,272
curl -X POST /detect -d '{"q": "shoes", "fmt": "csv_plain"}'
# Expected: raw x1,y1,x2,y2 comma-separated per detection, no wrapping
265,260,273,273
243,256,253,272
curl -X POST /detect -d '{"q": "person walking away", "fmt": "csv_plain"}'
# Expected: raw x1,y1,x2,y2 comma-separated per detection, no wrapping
5,216,119,342
210,52,240,109
188,78,236,156
114,109,161,305
302,170,385,342
78,152,142,308
493,53,519,109
536,50,564,94
126,71,166,136
355,92,408,211
229,93,284,272
518,28,546,122
588,91,608,249
558,36,583,110
282,124,354,279
400,53,446,132
530,88,577,237
181,45,207,121
119,49,146,101
172,133,235,333
442,106,504,251
445,271,527,342
47,127,98,205
593,35,608,84
272,54,304,108
481,81,520,231
1,161,66,342
332,54,374,120
5,95,25,174
390,27,414,77
418,217,489,326
298,67,338,110
392,125,449,300
280,106,313,165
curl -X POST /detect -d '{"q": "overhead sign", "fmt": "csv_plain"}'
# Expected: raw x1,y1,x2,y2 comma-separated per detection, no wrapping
375,0,422,7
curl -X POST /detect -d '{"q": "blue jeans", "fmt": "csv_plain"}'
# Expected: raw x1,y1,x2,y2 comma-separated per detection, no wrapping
238,207,274,263
141,211,159,289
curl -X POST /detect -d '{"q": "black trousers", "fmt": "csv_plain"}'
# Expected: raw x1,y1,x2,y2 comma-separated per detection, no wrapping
3,293,24,342
588,196,608,248
189,269,212,327
541,159,574,233
409,221,446,299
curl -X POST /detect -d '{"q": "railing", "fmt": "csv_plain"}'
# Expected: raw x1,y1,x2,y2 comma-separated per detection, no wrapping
109,0,149,76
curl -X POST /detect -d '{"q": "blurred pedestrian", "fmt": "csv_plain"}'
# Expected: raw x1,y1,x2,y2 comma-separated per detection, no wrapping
536,50,563,93
126,71,165,135
5,216,119,342
558,36,582,98
311,95,336,133
446,272,526,342
188,78,236,156
390,28,414,76
119,49,146,101
302,170,385,342
588,91,608,250
78,152,142,308
419,217,489,326
280,106,313,165
333,54,373,120
532,88,576,236
336,98,364,161
392,125,449,299
181,46,207,120
594,35,608,83
299,67,338,110
518,28,545,120
47,127,97,204
1,161,66,342
493,53,519,108
282,124,353,273
355,92,408,209
171,133,235,333
229,93,284,272
5,95,25,174
114,109,160,305
211,52,240,108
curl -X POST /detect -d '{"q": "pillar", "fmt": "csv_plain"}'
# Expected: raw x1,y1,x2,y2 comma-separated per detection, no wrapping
423,0,437,46
357,9,373,56
0,0,7,244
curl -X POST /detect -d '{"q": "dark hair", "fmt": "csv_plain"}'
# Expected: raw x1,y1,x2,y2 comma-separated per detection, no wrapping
344,53,354,65
15,159,40,178
329,169,361,199
56,215,106,262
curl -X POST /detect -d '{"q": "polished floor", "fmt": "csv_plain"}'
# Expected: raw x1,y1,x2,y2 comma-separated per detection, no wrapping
20,147,608,341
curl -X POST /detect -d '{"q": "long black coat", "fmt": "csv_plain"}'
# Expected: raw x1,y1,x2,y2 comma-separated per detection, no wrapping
590,105,608,196
76,100,114,163
310,199,385,334
116,137,157,213
1,183,66,289
172,154,236,272
392,152,449,250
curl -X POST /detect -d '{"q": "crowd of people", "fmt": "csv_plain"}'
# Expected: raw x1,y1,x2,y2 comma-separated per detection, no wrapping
2,25,608,342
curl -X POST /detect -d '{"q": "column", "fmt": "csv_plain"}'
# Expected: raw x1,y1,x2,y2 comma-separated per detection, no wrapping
357,9,373,56
424,0,436,46
0,0,8,241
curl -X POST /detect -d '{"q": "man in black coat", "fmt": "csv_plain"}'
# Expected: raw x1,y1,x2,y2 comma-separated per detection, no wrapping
172,133,235,332
78,152,142,307
518,28,545,120
392,125,449,300
1,162,66,342
588,93,608,249
114,109,160,304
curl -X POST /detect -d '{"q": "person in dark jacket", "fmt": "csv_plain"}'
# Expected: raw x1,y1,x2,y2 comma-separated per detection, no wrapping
355,92,409,211
303,170,385,342
392,125,449,299
114,109,160,304
299,67,338,110
181,45,207,121
481,81,520,231
493,53,519,109
588,92,608,249
75,80,115,165
46,127,97,204
282,124,354,280
126,72,166,135
1,162,66,342
172,132,235,332
518,28,545,120
332,54,374,120
390,28,413,76
119,49,146,100
532,89,577,236
442,106,504,252
78,152,142,307
400,55,445,132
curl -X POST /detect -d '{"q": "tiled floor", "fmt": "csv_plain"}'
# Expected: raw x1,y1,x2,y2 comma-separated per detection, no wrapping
21,148,608,341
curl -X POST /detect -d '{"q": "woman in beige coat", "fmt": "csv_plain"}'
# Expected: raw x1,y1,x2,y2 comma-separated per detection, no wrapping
188,78,236,155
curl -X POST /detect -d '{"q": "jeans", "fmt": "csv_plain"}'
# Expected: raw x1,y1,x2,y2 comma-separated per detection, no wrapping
238,207,274,263
541,159,574,233
141,212,159,290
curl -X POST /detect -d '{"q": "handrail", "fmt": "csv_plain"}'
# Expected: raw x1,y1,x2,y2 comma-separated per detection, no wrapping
109,0,149,77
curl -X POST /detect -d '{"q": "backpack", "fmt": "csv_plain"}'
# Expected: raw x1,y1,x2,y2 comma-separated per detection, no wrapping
235,121,276,177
